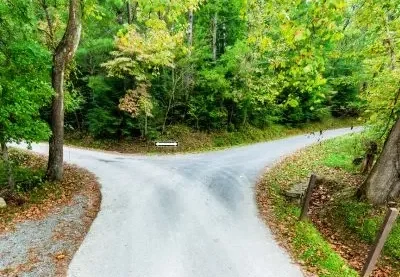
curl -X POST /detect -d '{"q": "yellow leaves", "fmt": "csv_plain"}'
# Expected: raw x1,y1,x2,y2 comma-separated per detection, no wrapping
247,35,258,45
121,24,180,66
55,253,66,260
138,0,203,22
332,0,346,11
260,37,273,50
103,20,186,81
145,18,167,30
84,2,104,20
303,64,313,74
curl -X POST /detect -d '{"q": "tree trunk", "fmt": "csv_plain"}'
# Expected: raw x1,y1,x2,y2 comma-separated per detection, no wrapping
162,68,177,134
385,14,396,70
188,10,194,48
184,10,194,100
144,115,148,138
127,0,138,24
359,10,399,205
40,0,56,49
222,22,227,53
212,12,218,62
1,142,15,190
47,0,82,182
242,105,248,126
360,116,400,205
127,1,132,24
132,1,138,22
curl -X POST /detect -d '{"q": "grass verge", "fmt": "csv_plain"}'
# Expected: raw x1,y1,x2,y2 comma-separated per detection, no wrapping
256,133,399,277
65,117,357,154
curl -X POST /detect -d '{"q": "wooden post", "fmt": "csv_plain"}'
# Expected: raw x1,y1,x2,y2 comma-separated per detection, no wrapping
360,208,399,277
299,174,317,221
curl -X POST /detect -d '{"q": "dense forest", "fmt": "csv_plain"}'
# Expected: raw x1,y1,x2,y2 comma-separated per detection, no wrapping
2,0,398,138
2,0,369,141
1,0,400,199
66,0,364,137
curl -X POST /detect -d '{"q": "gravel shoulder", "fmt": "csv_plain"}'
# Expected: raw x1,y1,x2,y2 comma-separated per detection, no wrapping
0,154,101,277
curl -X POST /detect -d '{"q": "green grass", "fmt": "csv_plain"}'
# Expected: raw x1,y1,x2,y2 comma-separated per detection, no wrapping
259,142,360,276
258,132,400,276
293,222,358,277
318,134,400,262
65,117,358,154
320,135,365,172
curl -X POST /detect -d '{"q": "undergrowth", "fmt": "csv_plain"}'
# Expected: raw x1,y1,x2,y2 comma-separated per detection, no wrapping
258,132,399,276
66,117,358,153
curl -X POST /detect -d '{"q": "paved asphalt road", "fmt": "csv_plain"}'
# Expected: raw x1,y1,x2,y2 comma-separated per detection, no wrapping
21,127,360,277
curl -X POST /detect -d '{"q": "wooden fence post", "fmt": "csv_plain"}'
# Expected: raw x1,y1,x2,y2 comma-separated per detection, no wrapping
360,208,399,277
299,174,317,221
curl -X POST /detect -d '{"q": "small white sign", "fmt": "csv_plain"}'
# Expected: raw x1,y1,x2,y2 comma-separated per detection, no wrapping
155,142,178,147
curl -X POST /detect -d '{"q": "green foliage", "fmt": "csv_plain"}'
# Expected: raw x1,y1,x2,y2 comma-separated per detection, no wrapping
319,134,400,262
0,159,45,193
352,0,400,135
333,198,400,261
0,1,52,145
63,0,365,140
334,200,379,242
66,117,357,153
87,107,122,137
321,135,364,172
260,132,400,275
5,0,393,144
261,142,359,276
292,222,358,277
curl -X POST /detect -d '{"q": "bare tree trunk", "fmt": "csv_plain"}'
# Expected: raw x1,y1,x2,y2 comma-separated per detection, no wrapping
127,0,138,24
1,142,14,190
47,0,82,182
222,22,227,53
242,106,247,126
127,1,132,24
188,10,194,48
385,14,396,70
184,10,194,101
162,68,176,134
132,1,138,22
360,116,400,205
144,115,148,137
212,12,218,62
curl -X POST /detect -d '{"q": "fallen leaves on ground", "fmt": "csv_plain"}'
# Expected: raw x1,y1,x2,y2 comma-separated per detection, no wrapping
0,150,101,277
256,145,399,277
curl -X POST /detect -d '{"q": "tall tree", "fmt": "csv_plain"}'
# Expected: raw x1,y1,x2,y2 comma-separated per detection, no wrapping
361,117,400,204
188,10,194,48
47,0,83,181
356,0,400,205
212,11,218,61
0,0,52,190
103,0,203,137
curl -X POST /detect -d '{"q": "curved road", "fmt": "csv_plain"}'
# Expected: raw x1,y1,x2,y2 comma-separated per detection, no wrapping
23,127,360,277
